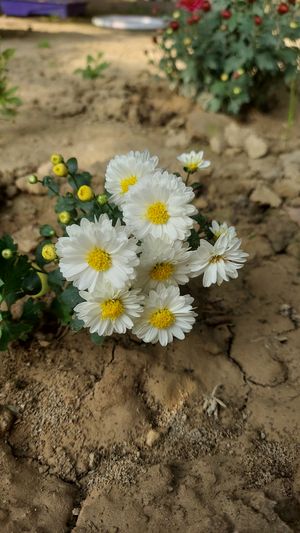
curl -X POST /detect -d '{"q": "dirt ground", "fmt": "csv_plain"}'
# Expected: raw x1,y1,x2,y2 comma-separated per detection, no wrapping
1,16,300,533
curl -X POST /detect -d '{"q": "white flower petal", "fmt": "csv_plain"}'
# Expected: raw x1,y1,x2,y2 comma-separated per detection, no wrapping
132,285,196,346
56,214,139,292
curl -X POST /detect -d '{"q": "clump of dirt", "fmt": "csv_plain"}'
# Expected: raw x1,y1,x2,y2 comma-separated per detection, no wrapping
0,18,300,532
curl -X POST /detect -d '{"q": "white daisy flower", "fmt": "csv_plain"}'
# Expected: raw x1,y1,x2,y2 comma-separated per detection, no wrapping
74,286,144,337
177,150,211,173
56,214,139,292
105,150,159,206
132,285,197,347
122,170,197,241
193,233,248,287
135,236,200,290
210,220,237,240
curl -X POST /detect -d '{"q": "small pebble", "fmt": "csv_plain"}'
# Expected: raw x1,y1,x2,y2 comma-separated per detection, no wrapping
146,429,160,447
0,405,17,436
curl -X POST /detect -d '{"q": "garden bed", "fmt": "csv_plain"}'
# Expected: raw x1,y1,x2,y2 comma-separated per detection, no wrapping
0,19,300,532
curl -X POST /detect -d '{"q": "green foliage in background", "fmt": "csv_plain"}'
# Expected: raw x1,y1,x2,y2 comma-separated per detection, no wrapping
74,52,110,80
157,0,300,114
0,46,22,117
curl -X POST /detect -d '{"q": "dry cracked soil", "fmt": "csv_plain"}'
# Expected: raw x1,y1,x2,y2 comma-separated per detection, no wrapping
0,16,300,533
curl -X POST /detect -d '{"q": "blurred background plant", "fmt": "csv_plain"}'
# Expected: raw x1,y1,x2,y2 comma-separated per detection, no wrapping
156,0,300,115
0,44,22,117
74,52,110,80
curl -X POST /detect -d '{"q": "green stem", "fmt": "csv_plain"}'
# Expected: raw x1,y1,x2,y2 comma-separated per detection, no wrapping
69,174,80,190
185,171,191,185
38,179,59,196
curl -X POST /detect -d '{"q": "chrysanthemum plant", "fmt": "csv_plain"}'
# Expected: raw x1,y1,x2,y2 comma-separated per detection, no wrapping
0,151,248,350
156,0,300,114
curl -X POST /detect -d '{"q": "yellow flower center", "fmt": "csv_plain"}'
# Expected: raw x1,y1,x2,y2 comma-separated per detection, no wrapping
186,162,199,172
146,202,169,225
213,231,223,240
149,308,175,329
87,247,112,271
150,262,174,281
101,298,124,320
120,175,137,194
209,255,224,264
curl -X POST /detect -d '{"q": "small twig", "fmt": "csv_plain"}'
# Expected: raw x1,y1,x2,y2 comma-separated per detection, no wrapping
203,384,226,419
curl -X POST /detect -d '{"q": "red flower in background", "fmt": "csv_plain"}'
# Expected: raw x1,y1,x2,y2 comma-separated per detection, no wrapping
221,9,232,19
169,20,180,30
202,0,211,11
178,0,205,12
187,14,201,24
277,2,289,13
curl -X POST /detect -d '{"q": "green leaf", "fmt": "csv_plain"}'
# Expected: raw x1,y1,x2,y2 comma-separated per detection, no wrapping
0,320,33,351
207,97,222,112
49,298,71,325
0,242,32,306
50,284,82,325
21,298,44,324
70,316,84,331
90,332,104,345
2,48,15,61
66,158,78,175
0,298,41,351
256,52,277,71
224,56,242,72
42,176,59,196
60,285,82,308
74,172,92,187
48,268,65,292
0,234,17,254
38,40,50,49
187,228,200,250
55,195,76,213
75,199,95,214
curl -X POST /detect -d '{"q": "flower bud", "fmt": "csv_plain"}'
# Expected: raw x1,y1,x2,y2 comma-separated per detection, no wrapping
233,87,242,95
58,211,71,224
51,153,63,165
202,0,211,11
41,243,57,262
221,9,232,19
53,163,68,177
97,194,108,205
1,248,13,259
169,20,180,31
77,185,94,202
220,73,228,81
28,174,38,184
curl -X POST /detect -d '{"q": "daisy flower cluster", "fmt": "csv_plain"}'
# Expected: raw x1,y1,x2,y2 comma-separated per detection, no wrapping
54,150,248,346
